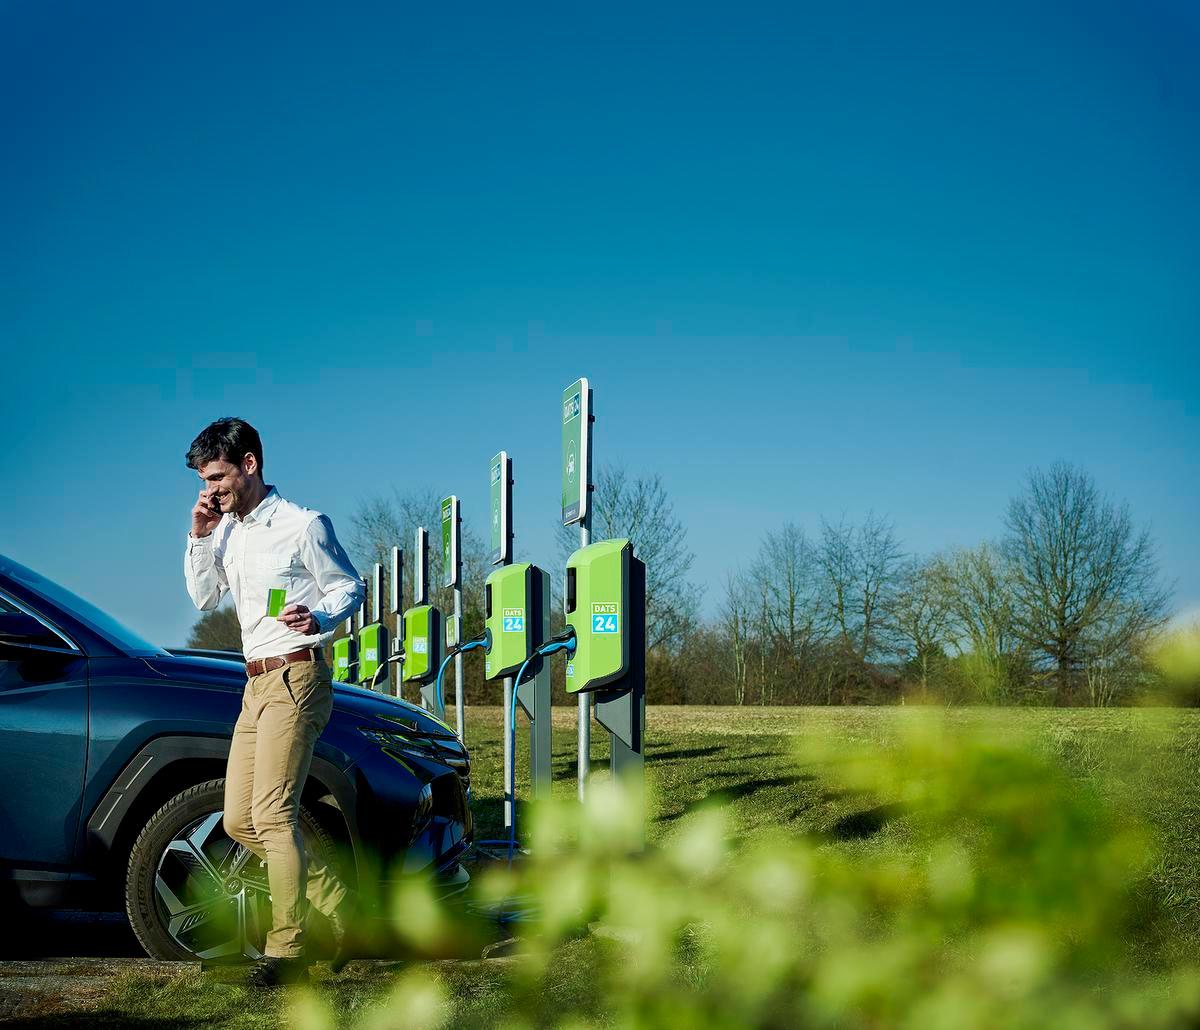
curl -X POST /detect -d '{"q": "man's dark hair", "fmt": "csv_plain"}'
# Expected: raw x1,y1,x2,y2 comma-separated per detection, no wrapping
186,417,264,476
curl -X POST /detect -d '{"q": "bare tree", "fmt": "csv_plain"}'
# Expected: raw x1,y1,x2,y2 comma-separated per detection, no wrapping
1003,463,1169,704
753,573,777,705
748,523,828,701
557,466,700,652
349,488,487,623
721,570,752,705
932,543,1024,702
816,513,904,662
890,557,952,695
186,602,242,652
817,518,856,657
348,489,490,703
754,524,824,659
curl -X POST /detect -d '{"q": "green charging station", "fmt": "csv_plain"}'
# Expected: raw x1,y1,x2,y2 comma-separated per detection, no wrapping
484,561,552,798
401,604,442,684
565,537,647,800
401,526,446,720
332,615,357,684
358,563,389,691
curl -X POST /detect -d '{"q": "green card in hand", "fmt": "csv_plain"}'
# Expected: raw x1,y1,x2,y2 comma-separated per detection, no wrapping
267,588,288,618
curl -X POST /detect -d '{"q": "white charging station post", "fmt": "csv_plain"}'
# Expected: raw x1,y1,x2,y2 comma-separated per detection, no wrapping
414,526,441,715
415,527,428,607
390,546,403,698
490,450,515,830
352,588,366,693
369,562,387,692
562,377,594,801
441,496,464,738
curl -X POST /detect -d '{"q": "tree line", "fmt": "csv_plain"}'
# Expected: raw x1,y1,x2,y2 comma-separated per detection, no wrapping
703,462,1171,706
188,461,1179,707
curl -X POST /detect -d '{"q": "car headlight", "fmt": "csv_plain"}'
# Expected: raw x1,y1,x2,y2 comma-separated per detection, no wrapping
360,726,470,776
359,727,440,762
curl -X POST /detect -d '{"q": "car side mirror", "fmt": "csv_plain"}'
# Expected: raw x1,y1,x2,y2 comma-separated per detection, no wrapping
0,612,66,649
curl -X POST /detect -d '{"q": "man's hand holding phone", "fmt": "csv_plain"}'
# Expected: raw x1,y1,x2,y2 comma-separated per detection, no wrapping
191,490,222,539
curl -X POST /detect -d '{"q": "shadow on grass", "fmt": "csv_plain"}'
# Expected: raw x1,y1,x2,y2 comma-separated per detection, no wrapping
641,746,725,763
827,803,905,841
706,768,815,784
654,775,816,824
4,1015,210,1029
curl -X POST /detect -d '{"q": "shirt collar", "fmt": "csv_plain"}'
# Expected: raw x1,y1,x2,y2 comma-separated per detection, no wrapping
241,486,281,526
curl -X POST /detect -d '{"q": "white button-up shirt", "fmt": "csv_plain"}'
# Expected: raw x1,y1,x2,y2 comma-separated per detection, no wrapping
184,487,364,661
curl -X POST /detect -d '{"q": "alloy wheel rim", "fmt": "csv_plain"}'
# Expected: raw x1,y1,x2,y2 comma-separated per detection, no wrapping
152,810,270,961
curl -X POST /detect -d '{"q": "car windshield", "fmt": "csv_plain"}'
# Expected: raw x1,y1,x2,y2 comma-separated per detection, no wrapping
0,555,168,656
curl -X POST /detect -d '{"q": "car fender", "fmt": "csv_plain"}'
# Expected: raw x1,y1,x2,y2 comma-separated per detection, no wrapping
84,735,364,876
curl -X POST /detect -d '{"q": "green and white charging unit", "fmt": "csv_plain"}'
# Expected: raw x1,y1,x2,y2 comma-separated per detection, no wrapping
442,495,465,737
332,613,357,684
565,537,647,817
485,560,553,804
402,526,445,720
482,452,552,834
562,377,594,800
357,563,389,691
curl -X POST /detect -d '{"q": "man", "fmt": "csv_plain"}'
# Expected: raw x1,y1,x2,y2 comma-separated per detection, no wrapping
183,417,363,987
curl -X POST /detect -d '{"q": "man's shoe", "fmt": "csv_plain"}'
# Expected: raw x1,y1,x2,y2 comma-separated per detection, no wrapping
328,897,355,974
245,956,309,988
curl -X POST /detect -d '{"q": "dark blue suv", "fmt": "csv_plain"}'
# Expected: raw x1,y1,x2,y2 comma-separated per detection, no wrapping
0,553,473,961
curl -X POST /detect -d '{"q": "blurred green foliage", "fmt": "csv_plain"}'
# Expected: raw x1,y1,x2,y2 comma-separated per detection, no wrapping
290,713,1200,1029
1152,624,1200,706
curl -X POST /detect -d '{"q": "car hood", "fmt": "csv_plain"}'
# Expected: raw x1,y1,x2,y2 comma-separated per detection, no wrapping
141,653,459,739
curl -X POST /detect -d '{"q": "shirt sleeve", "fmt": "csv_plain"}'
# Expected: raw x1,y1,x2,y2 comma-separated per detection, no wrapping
300,514,365,637
184,531,229,611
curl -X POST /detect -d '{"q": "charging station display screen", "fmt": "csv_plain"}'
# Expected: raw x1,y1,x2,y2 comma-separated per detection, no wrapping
561,379,590,525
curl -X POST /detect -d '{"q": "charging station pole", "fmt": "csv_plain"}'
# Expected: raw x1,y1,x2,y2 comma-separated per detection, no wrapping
368,562,387,692
414,527,442,716
562,378,594,802
490,451,515,831
442,496,464,738
353,590,367,691
578,518,591,802
390,546,403,698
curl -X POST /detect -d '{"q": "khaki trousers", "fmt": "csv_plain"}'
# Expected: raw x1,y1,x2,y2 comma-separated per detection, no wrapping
223,659,347,958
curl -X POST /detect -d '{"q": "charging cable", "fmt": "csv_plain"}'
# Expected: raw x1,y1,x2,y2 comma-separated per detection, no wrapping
369,648,407,691
433,629,492,715
506,629,577,862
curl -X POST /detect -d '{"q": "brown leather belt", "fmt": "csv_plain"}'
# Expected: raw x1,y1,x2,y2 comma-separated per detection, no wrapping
245,647,323,678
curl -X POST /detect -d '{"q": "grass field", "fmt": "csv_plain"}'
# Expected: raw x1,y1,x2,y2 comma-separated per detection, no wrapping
17,705,1200,1028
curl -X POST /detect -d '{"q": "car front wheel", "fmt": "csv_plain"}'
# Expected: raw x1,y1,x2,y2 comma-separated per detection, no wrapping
125,778,338,962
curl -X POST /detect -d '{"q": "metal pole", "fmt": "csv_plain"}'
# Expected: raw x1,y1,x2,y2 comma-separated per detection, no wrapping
503,672,514,830
578,515,591,801
494,453,515,833
454,585,464,738
390,546,403,700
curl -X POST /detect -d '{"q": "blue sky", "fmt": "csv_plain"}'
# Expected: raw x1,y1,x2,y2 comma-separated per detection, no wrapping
3,1,1197,646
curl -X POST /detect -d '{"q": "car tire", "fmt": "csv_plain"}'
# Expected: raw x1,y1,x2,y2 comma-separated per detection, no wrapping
125,778,340,962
